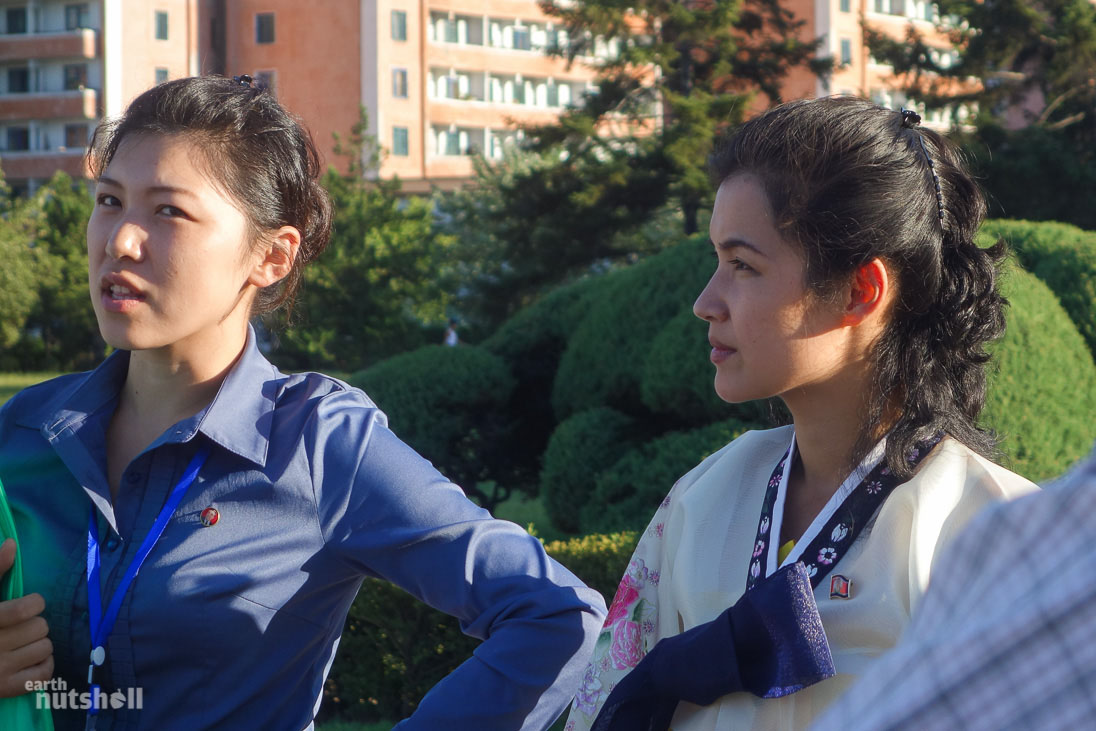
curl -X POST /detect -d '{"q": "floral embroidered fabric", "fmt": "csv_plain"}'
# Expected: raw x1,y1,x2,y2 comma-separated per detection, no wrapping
746,433,943,593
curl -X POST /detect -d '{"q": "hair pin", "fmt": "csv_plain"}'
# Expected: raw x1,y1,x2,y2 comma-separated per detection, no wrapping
233,74,254,88
899,108,944,222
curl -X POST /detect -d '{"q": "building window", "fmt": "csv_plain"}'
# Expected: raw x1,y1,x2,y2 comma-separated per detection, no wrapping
256,13,275,44
840,39,852,66
5,7,27,34
7,67,29,93
840,0,851,11
392,68,408,98
445,130,460,156
64,123,88,148
444,18,457,43
63,63,87,90
254,70,276,94
6,127,29,151
155,10,168,40
512,26,531,51
874,0,906,14
155,67,169,84
391,10,407,41
65,3,89,30
392,126,409,156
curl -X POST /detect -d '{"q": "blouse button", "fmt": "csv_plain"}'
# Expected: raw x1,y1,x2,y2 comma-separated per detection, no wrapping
105,537,121,552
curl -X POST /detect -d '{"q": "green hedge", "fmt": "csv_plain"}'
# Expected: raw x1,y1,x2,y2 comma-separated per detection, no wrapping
321,531,639,725
552,236,712,420
541,407,638,534
640,306,773,425
980,219,1096,356
581,418,753,534
348,345,515,494
982,262,1096,481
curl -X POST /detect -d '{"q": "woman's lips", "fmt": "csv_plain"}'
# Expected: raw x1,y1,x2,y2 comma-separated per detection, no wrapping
100,275,147,313
709,337,736,364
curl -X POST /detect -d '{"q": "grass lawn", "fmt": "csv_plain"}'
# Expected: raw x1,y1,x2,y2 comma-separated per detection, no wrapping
0,372,62,406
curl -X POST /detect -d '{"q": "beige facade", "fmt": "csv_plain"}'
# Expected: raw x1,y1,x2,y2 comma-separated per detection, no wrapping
221,0,606,189
0,0,200,194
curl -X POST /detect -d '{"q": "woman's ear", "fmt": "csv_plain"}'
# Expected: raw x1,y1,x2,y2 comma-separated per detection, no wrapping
249,226,302,288
841,258,891,327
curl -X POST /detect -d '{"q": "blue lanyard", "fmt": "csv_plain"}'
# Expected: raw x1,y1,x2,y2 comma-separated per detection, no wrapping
85,442,211,724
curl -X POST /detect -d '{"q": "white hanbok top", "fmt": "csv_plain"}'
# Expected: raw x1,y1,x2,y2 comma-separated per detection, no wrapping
566,426,1038,731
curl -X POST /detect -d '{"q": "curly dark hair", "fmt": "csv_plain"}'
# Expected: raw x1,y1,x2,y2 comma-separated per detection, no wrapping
709,96,1007,477
88,75,333,316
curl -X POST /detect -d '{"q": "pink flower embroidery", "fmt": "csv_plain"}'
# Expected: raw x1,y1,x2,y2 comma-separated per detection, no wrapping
610,620,644,669
753,539,766,558
818,547,838,565
750,560,761,579
660,495,672,509
604,580,640,628
760,516,770,535
866,480,883,495
648,571,660,585
654,523,665,538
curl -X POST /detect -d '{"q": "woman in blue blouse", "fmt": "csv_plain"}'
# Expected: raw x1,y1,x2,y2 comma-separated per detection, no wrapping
0,75,605,730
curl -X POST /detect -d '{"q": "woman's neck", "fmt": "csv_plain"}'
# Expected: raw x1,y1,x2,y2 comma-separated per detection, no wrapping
779,362,885,543
105,329,247,501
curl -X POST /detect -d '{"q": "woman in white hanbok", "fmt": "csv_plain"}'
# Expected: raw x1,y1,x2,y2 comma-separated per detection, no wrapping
566,98,1038,731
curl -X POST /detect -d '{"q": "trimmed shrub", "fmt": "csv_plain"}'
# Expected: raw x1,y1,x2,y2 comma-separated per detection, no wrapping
348,345,516,506
552,236,712,420
980,219,1096,356
581,418,753,534
480,276,606,493
541,407,638,534
982,262,1096,482
641,306,773,425
321,530,640,725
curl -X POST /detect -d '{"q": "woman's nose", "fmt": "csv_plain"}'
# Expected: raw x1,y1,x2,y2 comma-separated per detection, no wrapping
693,275,727,323
105,219,146,261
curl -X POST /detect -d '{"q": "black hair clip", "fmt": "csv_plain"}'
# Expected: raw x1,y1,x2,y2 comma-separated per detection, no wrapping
233,74,254,88
899,108,944,221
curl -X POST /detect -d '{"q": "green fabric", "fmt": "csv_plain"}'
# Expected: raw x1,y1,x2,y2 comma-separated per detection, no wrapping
0,478,54,731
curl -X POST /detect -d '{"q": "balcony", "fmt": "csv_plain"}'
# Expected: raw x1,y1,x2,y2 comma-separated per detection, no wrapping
0,28,98,63
0,148,88,180
0,88,98,122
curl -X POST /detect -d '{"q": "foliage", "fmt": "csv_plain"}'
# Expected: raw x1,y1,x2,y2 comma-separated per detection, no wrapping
6,173,104,372
541,407,638,533
271,109,456,372
321,530,639,725
979,219,1096,355
866,0,1096,136
959,124,1096,230
435,1,829,328
532,0,829,233
982,261,1096,482
0,205,39,354
581,418,752,533
479,276,606,493
866,1,1096,227
552,236,713,419
347,345,517,510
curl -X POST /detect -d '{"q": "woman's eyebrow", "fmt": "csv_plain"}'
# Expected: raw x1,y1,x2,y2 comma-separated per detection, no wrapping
96,176,197,198
710,237,767,257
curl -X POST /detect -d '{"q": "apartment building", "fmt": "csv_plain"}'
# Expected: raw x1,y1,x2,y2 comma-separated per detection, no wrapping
0,0,199,195
0,0,968,194
220,0,609,191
